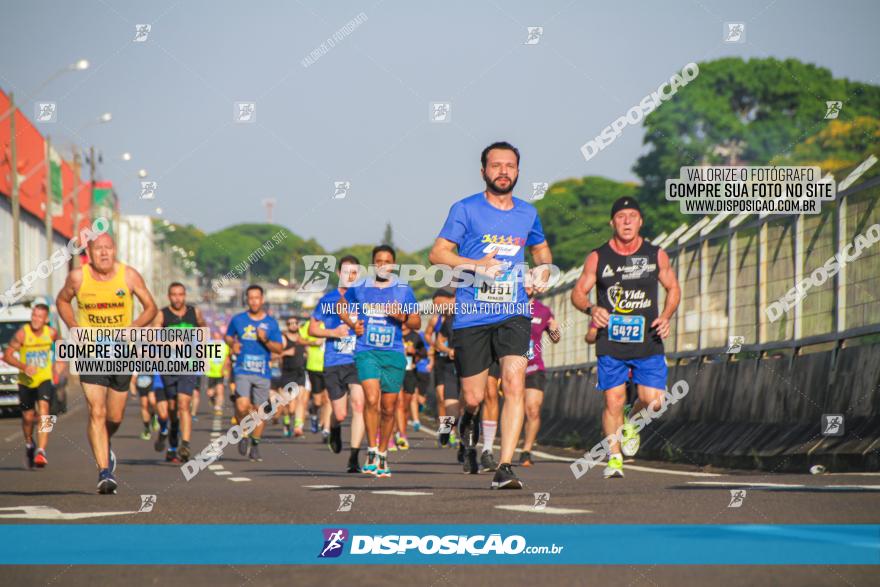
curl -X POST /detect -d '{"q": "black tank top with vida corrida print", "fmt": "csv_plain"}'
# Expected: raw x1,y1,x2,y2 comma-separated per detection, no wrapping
594,240,665,360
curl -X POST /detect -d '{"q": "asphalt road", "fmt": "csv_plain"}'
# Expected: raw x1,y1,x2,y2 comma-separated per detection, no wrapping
1,384,878,586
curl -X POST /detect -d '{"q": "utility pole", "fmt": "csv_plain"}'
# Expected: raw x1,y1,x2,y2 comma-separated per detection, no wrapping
44,135,54,295
10,92,21,282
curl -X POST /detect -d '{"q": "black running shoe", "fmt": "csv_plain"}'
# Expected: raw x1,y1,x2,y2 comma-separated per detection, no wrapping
238,436,250,457
328,425,342,454
154,432,167,453
249,443,262,462
178,444,191,463
463,448,478,474
24,444,35,469
519,451,533,467
491,463,523,489
480,451,498,472
97,469,118,494
165,448,179,463
346,453,360,473
457,443,465,464
439,431,450,447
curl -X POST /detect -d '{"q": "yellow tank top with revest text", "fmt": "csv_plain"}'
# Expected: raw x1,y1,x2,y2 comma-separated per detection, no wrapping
77,263,133,328
19,324,54,387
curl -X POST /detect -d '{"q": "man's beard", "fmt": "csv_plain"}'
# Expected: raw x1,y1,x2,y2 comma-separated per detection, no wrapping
483,172,517,195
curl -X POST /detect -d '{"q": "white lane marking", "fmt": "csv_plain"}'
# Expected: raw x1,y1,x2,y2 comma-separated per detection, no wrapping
371,490,433,496
0,505,138,520
210,432,221,437
303,484,341,489
827,472,880,476
208,464,224,470
689,481,880,491
423,426,719,477
228,477,251,482
3,431,19,442
625,464,720,477
214,471,232,476
495,505,592,515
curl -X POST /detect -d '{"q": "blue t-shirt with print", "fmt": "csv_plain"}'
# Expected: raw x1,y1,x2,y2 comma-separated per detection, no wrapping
438,192,545,329
226,311,282,378
416,331,430,373
312,288,357,368
347,278,419,354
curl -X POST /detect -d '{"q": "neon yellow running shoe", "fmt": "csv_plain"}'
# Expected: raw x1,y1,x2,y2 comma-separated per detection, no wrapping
603,454,624,479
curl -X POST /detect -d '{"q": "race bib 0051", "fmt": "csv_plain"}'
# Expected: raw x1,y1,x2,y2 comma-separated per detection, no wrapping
475,270,517,303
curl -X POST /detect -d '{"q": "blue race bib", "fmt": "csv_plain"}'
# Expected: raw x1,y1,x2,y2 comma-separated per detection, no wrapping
366,324,395,349
608,314,645,343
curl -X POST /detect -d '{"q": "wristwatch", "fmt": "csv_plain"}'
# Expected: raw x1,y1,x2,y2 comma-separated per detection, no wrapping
582,305,592,316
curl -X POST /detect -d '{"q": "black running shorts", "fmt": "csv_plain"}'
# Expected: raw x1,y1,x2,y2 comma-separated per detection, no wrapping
452,316,530,378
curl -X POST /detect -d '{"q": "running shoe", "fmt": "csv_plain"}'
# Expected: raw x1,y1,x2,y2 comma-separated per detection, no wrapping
178,444,191,463
140,429,151,441
621,405,641,457
283,424,292,438
192,415,199,423
362,451,378,475
248,443,262,462
519,451,534,467
480,450,498,473
413,421,421,432
387,440,397,452
293,427,304,438
165,448,180,463
376,454,391,478
310,415,319,434
463,448,478,474
491,463,523,489
456,443,465,464
213,408,223,417
439,429,450,447
322,429,331,442
238,436,250,456
24,444,35,469
328,425,342,454
34,448,47,468
396,436,410,451
154,431,167,452
151,415,159,431
97,469,117,494
449,430,459,447
603,455,624,479
346,453,361,473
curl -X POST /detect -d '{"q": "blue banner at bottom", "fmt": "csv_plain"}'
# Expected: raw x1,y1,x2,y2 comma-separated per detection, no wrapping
3,524,878,565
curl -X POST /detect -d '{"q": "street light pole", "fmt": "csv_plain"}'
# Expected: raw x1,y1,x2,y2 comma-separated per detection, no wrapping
44,135,54,295
10,92,21,282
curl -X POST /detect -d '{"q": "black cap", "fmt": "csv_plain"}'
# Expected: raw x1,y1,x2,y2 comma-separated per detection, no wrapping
610,196,641,218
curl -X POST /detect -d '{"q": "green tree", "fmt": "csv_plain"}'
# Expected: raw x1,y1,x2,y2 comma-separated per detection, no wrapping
634,57,880,232
382,222,394,249
533,177,639,271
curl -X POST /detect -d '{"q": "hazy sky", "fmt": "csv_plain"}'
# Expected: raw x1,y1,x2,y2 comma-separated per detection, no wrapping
3,0,878,251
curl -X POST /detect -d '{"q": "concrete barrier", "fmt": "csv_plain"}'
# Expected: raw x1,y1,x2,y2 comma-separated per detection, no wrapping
539,343,880,472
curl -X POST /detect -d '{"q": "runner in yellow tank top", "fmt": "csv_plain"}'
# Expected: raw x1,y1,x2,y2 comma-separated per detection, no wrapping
3,304,60,469
56,232,157,494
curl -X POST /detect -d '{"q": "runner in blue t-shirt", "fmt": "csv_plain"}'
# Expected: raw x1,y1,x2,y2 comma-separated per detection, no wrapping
338,245,421,479
429,141,554,490
225,284,284,462
309,255,366,472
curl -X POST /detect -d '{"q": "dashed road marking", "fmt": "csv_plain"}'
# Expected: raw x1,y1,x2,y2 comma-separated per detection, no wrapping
303,484,341,489
371,490,433,496
214,471,232,476
494,505,592,515
208,464,224,470
228,477,251,482
688,481,880,491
